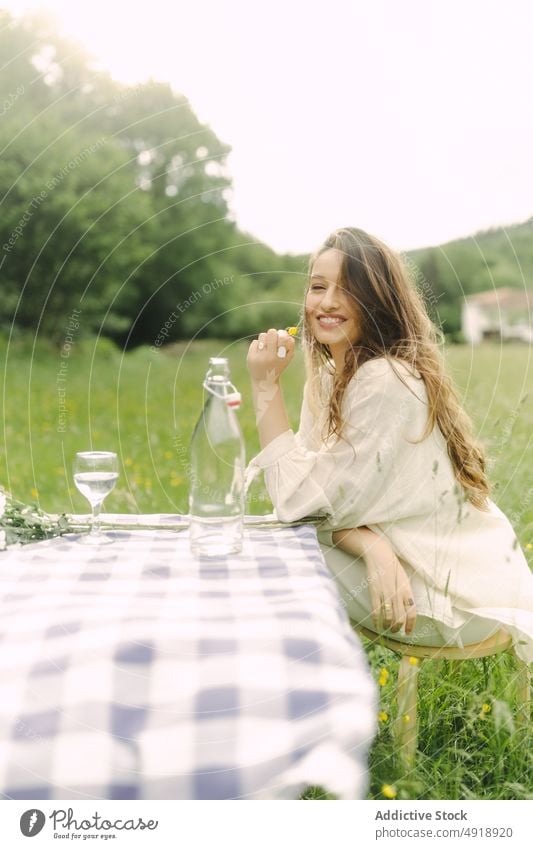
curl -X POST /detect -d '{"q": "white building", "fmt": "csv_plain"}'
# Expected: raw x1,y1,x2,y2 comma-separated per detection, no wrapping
461,288,533,344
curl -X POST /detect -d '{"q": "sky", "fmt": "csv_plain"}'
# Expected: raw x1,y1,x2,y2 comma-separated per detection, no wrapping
3,0,533,255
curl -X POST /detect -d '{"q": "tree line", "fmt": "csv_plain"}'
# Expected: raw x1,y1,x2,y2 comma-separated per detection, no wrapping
1,10,530,348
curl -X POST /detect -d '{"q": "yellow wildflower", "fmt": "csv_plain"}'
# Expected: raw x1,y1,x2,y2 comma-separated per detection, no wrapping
481,703,491,713
526,543,533,550
378,711,389,722
285,326,299,336
402,714,411,723
30,488,39,499
382,784,397,799
164,451,173,459
408,656,419,666
378,667,390,686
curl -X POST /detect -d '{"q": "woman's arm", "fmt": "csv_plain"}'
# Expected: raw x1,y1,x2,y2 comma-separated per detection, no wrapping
247,328,295,448
332,527,417,635
332,526,377,558
250,379,290,449
244,358,419,524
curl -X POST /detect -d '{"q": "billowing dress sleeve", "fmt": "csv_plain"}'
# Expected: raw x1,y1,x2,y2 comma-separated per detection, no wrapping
244,359,426,526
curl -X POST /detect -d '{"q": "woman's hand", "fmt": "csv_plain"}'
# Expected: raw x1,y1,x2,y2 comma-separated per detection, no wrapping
247,328,296,384
332,527,417,635
364,541,417,635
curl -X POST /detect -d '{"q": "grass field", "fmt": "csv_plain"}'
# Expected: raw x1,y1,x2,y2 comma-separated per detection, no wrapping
1,336,532,799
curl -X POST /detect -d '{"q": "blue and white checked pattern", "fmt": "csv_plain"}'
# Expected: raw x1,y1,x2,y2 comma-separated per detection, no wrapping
0,516,377,800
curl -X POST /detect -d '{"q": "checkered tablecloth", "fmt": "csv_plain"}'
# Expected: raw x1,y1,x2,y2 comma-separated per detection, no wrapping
0,515,377,800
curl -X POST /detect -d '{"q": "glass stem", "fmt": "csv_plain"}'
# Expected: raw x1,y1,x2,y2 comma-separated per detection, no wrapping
91,501,102,536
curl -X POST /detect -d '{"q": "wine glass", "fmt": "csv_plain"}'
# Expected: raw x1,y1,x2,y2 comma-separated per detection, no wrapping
73,451,119,545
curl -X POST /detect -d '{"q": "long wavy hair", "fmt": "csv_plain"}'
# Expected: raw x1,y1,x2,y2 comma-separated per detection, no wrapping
300,226,491,511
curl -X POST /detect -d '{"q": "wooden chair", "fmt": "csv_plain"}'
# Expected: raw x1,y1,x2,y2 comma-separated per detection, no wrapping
352,624,531,766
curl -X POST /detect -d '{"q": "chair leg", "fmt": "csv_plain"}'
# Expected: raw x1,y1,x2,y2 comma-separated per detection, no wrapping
394,656,420,767
510,649,531,726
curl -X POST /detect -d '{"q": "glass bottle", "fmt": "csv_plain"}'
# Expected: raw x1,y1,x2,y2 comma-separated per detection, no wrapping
188,357,245,556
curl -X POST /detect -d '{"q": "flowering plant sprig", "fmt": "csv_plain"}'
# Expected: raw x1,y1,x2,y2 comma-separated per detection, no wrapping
285,326,300,338
0,487,70,550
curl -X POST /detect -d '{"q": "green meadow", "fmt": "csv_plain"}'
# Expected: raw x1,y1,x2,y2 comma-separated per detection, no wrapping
1,336,532,799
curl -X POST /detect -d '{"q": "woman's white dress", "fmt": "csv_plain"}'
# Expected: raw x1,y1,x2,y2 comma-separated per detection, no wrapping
244,357,533,662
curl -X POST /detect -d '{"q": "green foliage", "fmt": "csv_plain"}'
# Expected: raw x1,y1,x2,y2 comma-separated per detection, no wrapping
5,10,530,350
407,220,533,335
0,488,69,546
367,650,533,800
0,9,305,349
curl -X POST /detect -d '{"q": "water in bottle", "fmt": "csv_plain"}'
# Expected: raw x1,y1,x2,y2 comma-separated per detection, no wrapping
188,357,245,556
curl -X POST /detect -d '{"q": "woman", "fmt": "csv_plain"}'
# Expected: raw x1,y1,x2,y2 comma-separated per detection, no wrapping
245,226,533,663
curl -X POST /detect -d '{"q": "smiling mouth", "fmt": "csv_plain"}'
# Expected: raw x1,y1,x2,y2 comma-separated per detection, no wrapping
316,316,347,327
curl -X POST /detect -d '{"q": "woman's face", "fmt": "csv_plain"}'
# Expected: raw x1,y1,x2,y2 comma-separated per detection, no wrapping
305,248,361,355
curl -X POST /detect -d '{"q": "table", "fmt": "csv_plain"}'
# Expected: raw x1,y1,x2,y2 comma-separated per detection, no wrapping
0,515,378,800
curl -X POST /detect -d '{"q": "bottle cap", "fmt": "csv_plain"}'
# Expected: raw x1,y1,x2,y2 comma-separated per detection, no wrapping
224,391,241,408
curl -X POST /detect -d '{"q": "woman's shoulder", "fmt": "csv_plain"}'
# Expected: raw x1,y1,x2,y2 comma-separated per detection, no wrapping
343,357,427,415
351,356,422,387
314,356,424,403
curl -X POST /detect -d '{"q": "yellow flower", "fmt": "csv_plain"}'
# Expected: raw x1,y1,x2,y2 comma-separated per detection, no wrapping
382,784,397,799
402,714,411,723
164,451,173,459
526,543,533,550
285,326,299,336
408,656,419,666
481,703,491,713
378,711,389,722
378,667,390,686
30,488,39,499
